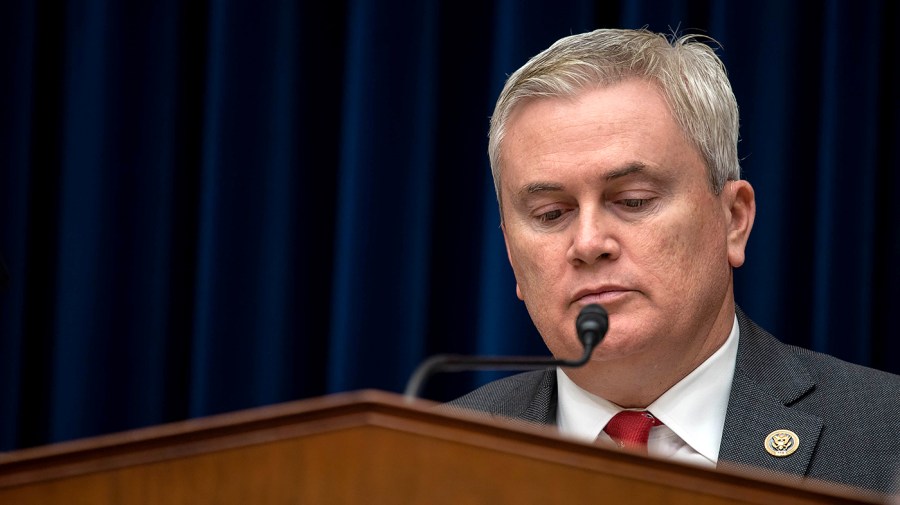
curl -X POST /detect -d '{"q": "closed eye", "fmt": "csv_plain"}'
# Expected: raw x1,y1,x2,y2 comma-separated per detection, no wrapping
612,196,661,217
621,198,651,208
530,205,576,228
538,209,564,223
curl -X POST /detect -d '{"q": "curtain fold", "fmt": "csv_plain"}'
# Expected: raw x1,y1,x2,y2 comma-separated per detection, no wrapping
810,0,881,364
327,0,440,393
1,0,897,450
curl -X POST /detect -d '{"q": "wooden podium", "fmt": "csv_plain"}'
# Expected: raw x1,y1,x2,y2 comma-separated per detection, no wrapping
0,390,885,504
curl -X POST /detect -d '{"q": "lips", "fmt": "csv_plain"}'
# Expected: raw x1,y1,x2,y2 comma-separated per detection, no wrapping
571,285,635,306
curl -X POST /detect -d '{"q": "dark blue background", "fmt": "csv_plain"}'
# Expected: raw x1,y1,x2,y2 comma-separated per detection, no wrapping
2,0,897,450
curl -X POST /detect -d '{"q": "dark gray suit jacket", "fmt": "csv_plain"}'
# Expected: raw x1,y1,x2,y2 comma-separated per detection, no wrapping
447,308,900,495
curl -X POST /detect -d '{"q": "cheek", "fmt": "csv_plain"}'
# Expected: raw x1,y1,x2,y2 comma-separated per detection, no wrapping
508,236,555,287
507,237,573,351
506,233,570,310
630,223,686,274
635,208,727,291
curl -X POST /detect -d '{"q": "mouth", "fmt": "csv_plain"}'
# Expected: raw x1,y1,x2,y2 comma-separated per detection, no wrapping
571,286,635,307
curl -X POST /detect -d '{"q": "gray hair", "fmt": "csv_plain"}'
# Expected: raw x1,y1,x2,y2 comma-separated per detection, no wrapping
488,28,740,203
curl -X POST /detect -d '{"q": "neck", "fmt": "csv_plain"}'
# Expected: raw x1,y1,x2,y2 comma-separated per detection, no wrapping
565,304,736,408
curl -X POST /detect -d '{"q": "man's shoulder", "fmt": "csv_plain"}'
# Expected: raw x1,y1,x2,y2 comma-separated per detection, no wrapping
443,369,557,424
780,339,900,415
736,309,900,398
792,343,900,389
725,310,899,493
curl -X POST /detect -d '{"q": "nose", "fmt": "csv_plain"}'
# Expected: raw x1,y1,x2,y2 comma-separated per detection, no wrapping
566,207,620,266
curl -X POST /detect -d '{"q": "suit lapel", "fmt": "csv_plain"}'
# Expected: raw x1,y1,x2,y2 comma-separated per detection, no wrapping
718,309,823,478
492,369,558,425
522,369,558,424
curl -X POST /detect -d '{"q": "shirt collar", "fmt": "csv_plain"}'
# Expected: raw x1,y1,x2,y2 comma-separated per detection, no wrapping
556,315,740,463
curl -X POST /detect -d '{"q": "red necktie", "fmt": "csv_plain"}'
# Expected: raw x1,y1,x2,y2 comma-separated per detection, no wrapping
603,411,662,453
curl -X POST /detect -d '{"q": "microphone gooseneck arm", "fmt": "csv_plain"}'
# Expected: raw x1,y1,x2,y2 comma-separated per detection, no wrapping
403,304,608,401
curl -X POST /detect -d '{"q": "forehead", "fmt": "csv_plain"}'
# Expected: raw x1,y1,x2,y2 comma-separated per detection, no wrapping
498,80,704,194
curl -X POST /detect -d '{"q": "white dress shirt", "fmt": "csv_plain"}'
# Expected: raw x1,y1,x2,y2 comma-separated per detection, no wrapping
556,316,740,468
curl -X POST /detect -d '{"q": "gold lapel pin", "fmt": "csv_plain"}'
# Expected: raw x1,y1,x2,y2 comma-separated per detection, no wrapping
764,429,799,457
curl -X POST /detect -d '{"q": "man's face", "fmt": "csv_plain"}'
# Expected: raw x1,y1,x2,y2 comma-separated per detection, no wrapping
499,79,752,378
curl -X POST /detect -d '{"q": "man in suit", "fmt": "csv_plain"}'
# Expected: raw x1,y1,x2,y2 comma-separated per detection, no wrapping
449,28,900,495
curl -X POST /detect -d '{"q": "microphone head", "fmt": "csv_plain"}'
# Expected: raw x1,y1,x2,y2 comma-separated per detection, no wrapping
575,304,608,351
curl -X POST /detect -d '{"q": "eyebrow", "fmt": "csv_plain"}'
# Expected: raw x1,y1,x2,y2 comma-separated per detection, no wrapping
515,162,651,199
604,162,648,181
519,182,564,197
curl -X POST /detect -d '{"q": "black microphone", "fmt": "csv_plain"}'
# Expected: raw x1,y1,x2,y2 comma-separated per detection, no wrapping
403,303,609,401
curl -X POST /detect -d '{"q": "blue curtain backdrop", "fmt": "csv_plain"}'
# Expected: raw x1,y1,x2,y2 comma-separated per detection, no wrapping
1,0,898,450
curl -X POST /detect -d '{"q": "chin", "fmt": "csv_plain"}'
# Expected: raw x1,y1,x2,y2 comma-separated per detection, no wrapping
541,335,583,361
590,328,654,359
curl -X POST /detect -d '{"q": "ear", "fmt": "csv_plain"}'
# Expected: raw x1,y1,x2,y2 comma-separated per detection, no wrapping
723,180,756,268
501,221,526,301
